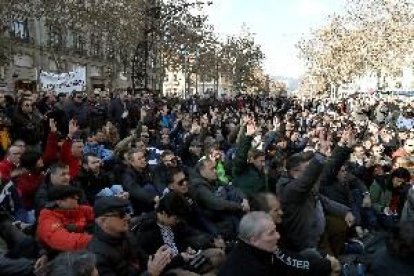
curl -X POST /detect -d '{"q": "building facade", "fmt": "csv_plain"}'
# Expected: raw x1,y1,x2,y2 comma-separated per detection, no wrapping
162,67,234,98
0,17,130,94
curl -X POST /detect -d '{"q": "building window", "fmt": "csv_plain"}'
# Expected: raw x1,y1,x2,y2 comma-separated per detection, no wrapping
174,74,178,81
73,35,85,55
105,44,115,59
164,75,169,82
9,19,30,43
48,25,64,49
90,33,101,56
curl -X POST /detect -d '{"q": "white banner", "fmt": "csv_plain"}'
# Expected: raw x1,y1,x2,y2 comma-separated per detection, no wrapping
40,67,86,94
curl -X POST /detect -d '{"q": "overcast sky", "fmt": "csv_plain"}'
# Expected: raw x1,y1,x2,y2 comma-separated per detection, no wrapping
205,0,345,78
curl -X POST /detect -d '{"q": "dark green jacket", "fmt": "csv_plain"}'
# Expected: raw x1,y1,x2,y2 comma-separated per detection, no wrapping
370,175,410,214
232,135,267,196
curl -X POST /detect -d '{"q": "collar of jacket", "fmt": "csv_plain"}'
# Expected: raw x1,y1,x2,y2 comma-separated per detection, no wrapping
247,163,263,175
194,175,217,189
95,224,126,246
237,239,275,264
78,167,102,179
127,165,147,175
130,212,159,233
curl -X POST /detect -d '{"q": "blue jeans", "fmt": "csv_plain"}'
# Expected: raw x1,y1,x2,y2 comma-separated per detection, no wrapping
14,209,35,224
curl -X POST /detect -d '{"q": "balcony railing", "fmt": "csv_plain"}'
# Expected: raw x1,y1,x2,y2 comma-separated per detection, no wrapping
10,35,34,45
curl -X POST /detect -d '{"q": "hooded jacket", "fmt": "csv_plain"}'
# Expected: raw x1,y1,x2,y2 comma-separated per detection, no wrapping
37,204,94,252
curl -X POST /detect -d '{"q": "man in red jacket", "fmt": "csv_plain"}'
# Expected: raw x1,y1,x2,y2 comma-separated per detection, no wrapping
0,145,23,182
43,119,83,179
37,185,94,252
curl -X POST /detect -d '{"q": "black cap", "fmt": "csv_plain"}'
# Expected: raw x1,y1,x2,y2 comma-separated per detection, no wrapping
94,196,130,218
48,185,82,201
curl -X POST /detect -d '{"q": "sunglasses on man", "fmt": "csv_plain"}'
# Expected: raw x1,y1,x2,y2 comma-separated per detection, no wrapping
103,208,132,219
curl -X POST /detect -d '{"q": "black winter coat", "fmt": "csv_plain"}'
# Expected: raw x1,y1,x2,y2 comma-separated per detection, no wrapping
108,98,129,125
232,135,267,196
219,241,332,276
64,101,90,129
219,241,277,276
12,109,43,145
74,168,114,205
121,166,155,214
281,147,351,252
88,226,149,276
132,213,211,271
34,174,87,214
370,245,414,276
189,170,242,217
151,163,169,193
0,255,34,276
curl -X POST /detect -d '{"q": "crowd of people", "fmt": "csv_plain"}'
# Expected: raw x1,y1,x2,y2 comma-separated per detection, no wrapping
0,88,413,276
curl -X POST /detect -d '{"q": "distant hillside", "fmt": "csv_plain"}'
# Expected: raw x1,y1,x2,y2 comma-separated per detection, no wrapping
270,76,300,91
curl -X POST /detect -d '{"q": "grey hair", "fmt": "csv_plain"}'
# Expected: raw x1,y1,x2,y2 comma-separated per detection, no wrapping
238,211,273,243
43,251,96,276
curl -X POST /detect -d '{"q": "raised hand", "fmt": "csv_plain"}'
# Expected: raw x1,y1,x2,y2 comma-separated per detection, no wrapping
242,114,251,126
347,130,357,148
68,119,79,138
319,130,331,156
272,116,281,130
49,118,57,133
246,121,257,136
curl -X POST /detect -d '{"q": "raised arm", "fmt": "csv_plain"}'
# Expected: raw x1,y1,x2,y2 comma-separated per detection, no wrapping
232,120,256,176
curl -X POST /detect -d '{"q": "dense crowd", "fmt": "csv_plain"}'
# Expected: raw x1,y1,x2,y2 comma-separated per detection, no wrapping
0,88,413,276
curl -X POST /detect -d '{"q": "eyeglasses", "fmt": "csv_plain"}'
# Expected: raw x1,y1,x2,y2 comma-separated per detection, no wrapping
23,104,33,107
